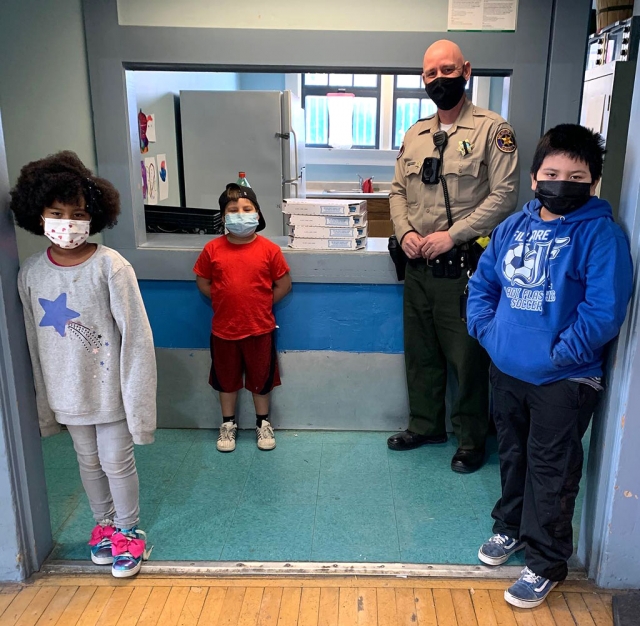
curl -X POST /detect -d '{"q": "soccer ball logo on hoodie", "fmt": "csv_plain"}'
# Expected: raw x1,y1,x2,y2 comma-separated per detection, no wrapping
502,237,571,288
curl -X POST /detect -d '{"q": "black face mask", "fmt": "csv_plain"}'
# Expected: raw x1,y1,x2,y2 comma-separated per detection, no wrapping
424,75,467,111
535,180,592,216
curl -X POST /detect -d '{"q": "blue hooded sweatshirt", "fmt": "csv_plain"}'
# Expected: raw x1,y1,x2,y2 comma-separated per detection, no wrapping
467,197,633,385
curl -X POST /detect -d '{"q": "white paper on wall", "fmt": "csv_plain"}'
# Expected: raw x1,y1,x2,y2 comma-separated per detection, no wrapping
158,153,169,201
145,156,158,205
146,113,157,142
585,95,607,135
448,0,518,31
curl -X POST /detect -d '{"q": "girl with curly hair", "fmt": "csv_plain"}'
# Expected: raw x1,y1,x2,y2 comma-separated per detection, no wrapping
11,151,156,578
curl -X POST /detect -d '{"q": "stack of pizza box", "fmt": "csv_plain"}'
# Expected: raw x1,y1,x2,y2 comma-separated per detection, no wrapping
283,199,368,250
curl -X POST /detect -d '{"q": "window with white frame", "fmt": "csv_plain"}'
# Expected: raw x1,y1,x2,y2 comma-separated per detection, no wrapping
302,73,381,148
303,72,500,152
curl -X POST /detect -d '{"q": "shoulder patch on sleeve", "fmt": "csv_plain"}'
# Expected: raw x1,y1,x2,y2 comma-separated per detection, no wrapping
495,127,517,154
397,144,405,160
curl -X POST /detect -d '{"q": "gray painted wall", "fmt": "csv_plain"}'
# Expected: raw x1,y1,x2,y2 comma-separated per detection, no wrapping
0,0,99,263
157,349,409,430
579,51,640,589
0,113,53,581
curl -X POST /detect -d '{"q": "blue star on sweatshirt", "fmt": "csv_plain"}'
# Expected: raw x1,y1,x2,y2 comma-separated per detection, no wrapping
39,293,80,337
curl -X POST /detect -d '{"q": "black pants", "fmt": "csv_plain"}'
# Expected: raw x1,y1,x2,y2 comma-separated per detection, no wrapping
404,262,489,450
490,364,600,581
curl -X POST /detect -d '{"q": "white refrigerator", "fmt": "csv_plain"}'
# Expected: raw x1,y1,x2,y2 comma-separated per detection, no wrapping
180,89,306,237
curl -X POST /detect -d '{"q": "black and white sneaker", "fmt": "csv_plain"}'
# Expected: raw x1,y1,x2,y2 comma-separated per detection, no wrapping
256,420,276,451
217,421,237,452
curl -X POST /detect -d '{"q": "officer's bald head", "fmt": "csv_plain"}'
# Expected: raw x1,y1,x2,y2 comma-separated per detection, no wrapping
423,40,471,83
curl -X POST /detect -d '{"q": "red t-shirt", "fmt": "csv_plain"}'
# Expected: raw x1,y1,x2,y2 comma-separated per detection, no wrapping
193,235,291,340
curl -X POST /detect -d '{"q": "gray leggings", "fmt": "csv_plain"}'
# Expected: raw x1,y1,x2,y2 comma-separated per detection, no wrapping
67,420,140,529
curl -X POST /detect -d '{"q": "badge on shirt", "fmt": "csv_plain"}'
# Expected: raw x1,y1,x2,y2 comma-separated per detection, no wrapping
458,140,474,156
397,144,405,160
496,128,517,153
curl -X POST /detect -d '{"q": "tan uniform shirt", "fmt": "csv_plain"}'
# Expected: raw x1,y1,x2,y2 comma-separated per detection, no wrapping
390,98,520,246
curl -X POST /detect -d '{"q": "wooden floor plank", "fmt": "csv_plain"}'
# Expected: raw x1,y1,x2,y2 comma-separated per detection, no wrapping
219,588,248,626
157,587,191,626
355,589,376,626
14,587,58,626
26,577,600,594
74,587,115,626
471,589,498,626
564,593,597,626
318,588,339,626
338,589,358,626
298,588,320,626
136,587,171,626
257,588,283,626
413,589,437,626
238,588,265,626
116,587,152,626
450,589,478,626
546,593,577,626
431,590,457,626
51,586,97,626
0,589,22,597
0,594,20,621
34,586,77,626
488,589,517,626
277,589,302,626
9,577,617,626
528,602,556,626
394,589,417,626
510,606,538,626
581,593,613,626
597,595,613,620
198,587,228,626
94,588,133,626
177,587,207,626
376,588,398,626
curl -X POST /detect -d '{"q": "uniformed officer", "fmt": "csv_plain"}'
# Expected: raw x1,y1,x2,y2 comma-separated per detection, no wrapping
387,39,520,473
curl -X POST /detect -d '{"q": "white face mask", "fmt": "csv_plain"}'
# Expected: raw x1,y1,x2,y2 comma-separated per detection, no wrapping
43,218,91,249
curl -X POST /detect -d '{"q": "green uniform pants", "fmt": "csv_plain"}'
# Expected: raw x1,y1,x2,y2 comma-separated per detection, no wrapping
404,262,489,450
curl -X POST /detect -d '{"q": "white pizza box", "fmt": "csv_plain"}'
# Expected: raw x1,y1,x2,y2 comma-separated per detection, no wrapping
283,198,367,216
288,213,367,227
288,235,367,251
288,224,368,239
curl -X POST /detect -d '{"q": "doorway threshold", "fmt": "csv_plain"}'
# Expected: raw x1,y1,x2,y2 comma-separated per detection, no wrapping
41,560,588,580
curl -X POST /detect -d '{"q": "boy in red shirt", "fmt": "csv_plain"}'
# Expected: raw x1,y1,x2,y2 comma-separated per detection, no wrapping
194,183,292,452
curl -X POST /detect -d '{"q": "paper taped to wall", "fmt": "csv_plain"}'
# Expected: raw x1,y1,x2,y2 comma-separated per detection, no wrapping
158,153,169,201
145,156,158,205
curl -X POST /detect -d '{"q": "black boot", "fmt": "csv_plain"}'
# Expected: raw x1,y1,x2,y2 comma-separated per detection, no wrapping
451,448,485,473
387,430,448,451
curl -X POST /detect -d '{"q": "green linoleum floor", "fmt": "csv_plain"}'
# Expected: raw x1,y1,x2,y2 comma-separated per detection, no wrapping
43,429,586,564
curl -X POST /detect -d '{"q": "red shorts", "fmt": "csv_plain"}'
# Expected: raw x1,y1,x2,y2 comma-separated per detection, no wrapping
209,332,281,395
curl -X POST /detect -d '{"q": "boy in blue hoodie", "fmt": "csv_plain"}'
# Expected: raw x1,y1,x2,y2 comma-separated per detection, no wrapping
467,124,633,609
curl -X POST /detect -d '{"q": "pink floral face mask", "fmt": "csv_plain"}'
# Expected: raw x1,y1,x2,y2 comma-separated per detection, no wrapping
43,218,90,249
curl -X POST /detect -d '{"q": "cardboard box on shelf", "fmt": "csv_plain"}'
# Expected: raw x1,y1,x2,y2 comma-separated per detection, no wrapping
288,236,367,250
288,224,368,239
288,213,367,227
283,198,367,216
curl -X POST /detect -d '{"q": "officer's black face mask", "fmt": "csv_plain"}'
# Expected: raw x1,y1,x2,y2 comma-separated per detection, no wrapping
535,180,592,216
424,75,467,111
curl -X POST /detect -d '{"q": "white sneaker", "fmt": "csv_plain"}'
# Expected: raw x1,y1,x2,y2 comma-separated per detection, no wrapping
256,420,276,451
217,421,237,452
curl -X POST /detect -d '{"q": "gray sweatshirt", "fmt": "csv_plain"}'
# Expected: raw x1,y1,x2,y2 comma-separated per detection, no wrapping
17,245,157,445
